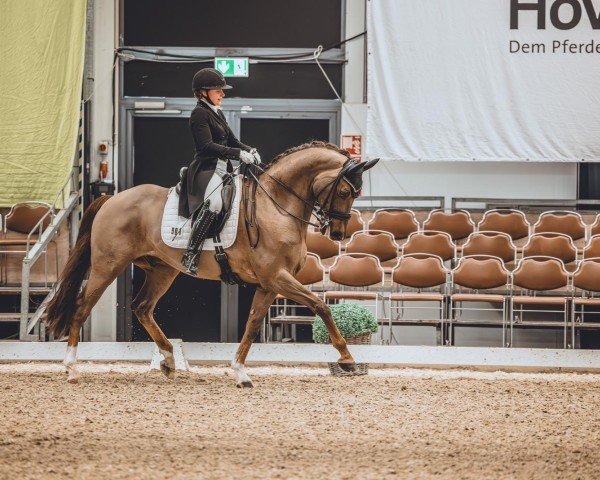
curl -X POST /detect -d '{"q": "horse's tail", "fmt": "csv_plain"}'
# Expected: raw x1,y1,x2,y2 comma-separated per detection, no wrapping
45,195,112,338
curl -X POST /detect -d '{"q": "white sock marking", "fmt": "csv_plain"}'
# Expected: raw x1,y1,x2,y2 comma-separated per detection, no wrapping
231,361,252,384
64,346,77,367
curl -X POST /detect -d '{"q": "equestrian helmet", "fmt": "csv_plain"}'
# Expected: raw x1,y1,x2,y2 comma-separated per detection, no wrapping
192,68,232,92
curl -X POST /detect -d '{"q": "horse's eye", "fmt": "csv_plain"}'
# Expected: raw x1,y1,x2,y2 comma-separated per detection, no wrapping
338,190,350,199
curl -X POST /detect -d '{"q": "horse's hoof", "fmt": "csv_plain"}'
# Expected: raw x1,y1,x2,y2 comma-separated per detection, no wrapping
236,381,254,389
67,376,79,384
160,362,175,379
338,362,357,373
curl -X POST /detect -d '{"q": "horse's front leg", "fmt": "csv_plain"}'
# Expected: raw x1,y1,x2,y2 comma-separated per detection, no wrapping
270,269,356,371
232,287,277,388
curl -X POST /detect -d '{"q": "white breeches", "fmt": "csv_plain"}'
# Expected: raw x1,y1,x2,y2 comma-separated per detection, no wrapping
205,159,227,213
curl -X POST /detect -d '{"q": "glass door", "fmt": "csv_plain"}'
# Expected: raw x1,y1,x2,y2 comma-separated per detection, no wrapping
232,110,338,341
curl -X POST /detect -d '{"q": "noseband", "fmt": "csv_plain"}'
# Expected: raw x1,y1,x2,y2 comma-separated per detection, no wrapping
242,158,361,246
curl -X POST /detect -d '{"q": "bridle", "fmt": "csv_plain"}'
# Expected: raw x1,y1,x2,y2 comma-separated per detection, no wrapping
242,158,362,247
313,158,362,230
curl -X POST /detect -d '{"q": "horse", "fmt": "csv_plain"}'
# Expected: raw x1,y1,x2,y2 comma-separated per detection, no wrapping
45,141,379,387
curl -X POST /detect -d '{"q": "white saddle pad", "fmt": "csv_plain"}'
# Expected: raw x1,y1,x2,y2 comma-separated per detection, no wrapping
160,176,241,250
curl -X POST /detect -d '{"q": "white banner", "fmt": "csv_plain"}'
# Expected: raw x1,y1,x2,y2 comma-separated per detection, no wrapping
367,0,600,162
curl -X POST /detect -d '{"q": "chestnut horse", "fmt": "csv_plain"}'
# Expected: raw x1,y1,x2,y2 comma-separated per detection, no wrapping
45,141,378,387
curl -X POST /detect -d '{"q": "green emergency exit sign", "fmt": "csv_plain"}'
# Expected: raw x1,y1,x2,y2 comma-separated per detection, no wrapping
214,57,249,77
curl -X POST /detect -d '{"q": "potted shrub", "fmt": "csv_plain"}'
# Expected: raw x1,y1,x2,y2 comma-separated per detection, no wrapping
312,303,378,376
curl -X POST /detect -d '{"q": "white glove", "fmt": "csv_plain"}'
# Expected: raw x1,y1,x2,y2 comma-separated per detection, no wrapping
239,150,257,165
249,148,262,164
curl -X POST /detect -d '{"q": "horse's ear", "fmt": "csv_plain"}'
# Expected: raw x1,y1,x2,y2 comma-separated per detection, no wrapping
360,158,380,172
345,161,364,174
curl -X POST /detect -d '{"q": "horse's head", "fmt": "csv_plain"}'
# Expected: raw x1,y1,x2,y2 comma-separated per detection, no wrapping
313,157,379,240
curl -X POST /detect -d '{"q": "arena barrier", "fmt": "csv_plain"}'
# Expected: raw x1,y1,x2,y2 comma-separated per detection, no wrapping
0,342,599,372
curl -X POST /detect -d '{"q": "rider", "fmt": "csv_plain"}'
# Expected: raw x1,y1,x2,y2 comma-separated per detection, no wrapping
181,68,261,274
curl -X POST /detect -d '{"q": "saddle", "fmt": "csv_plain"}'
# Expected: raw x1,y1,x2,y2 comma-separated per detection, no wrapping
177,166,235,237
165,167,243,285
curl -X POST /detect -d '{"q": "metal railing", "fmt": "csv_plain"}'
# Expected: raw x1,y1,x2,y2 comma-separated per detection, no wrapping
452,197,600,213
354,195,445,210
19,167,80,340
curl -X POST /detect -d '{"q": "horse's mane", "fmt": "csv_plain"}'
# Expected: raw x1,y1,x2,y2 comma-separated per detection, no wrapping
265,141,350,170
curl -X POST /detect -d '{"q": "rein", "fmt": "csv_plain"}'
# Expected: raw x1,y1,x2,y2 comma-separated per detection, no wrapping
242,158,361,248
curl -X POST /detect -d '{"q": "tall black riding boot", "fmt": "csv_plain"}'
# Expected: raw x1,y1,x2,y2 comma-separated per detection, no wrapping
181,202,218,274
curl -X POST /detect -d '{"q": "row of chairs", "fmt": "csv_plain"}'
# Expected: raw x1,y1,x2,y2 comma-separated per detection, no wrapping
268,253,600,348
308,229,600,268
346,208,599,242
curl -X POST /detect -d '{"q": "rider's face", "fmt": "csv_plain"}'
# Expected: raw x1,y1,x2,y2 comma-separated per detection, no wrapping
207,88,224,106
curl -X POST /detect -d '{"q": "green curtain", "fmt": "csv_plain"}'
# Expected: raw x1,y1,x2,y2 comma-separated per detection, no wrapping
0,0,87,207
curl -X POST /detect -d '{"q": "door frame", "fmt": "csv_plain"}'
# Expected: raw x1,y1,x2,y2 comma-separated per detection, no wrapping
117,97,340,341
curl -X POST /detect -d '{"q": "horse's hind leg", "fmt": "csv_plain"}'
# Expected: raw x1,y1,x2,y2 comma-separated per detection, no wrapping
232,287,276,388
65,261,129,383
132,259,179,378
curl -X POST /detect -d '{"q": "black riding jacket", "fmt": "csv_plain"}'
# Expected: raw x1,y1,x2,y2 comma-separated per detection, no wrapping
190,100,251,169
179,100,251,218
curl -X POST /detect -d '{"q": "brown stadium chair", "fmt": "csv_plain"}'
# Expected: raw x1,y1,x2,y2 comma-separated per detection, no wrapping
387,254,449,345
2,202,52,241
522,232,577,265
401,230,456,262
571,257,600,347
344,208,365,239
345,230,399,265
326,253,385,294
0,202,54,285
266,253,325,342
590,215,600,237
510,256,572,348
306,230,340,260
582,234,600,260
422,209,475,241
533,210,586,241
294,253,325,286
461,231,517,264
367,208,419,240
450,255,511,346
325,253,385,343
477,209,530,241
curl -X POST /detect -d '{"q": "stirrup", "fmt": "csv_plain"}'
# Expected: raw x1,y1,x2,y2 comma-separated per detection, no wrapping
181,203,217,274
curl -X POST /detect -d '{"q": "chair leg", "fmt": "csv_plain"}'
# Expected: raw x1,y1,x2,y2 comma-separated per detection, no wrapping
439,298,445,346
388,298,392,345
382,296,391,346
260,316,268,343
509,299,514,347
448,297,454,346
563,300,567,349
375,295,385,344
501,299,506,348
570,302,575,350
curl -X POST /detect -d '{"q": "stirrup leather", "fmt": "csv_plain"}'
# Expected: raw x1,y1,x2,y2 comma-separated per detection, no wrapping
181,202,217,274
